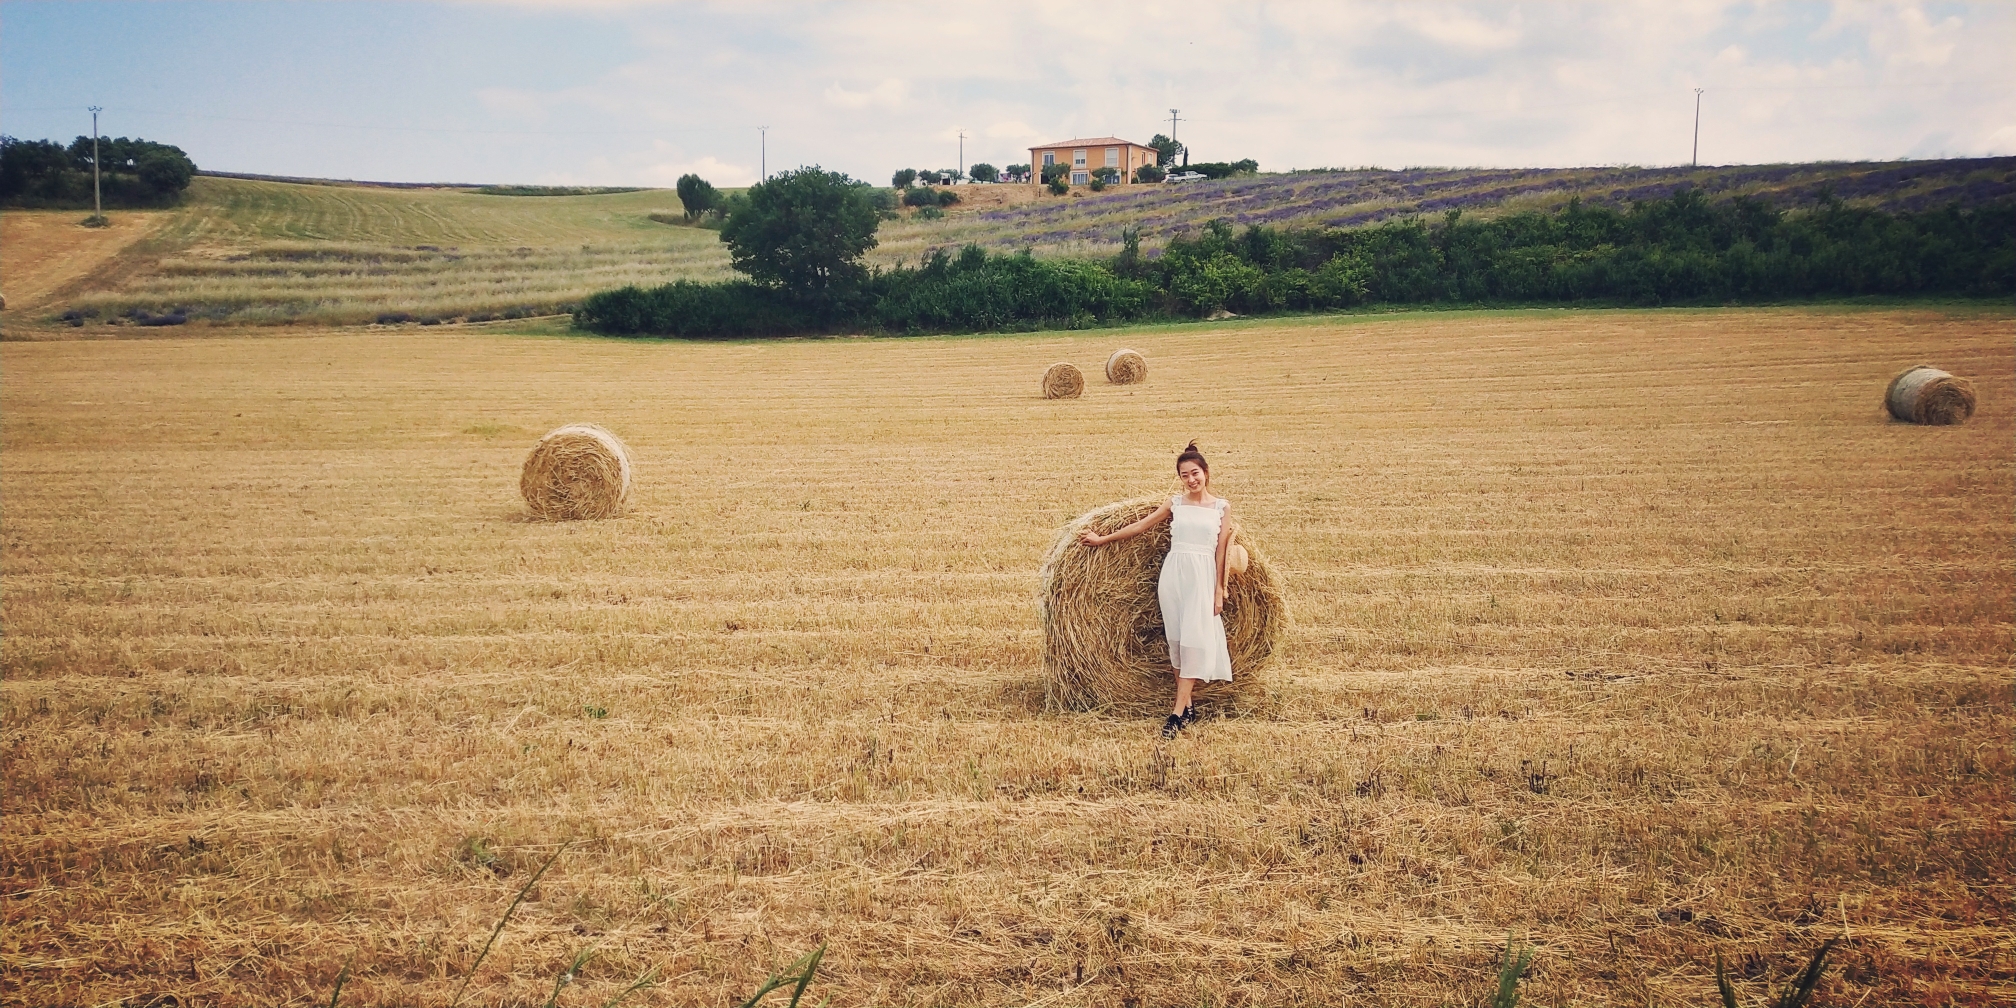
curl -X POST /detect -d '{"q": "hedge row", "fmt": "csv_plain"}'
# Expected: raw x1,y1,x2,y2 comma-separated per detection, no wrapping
576,190,2014,337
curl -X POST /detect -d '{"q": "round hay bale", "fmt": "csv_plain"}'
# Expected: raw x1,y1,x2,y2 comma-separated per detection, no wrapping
1885,364,1976,425
1038,496,1287,715
1042,362,1084,399
520,423,633,520
1105,348,1147,385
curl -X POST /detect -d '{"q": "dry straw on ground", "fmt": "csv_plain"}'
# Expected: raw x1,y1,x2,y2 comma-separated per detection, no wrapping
3,310,2010,1007
1041,362,1083,399
1038,496,1286,715
1105,348,1147,385
519,423,633,520
1886,364,1977,425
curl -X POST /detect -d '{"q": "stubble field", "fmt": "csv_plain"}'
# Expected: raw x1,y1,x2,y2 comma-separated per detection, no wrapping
1,307,2010,1007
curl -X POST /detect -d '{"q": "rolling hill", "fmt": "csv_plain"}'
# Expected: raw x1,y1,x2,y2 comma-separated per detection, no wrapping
3,156,2009,330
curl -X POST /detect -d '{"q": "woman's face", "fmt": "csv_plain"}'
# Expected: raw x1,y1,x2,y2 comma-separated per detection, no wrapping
1178,460,1208,494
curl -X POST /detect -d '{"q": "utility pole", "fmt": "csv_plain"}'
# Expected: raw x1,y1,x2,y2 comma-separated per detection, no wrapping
759,126,769,182
88,106,103,221
1168,108,1184,166
1691,89,1703,168
957,129,967,182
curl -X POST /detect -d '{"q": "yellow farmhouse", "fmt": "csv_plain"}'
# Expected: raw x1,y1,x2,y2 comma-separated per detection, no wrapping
1028,136,1160,186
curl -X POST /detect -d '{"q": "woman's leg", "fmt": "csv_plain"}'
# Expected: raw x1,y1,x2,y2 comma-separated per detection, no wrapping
1172,675,1195,716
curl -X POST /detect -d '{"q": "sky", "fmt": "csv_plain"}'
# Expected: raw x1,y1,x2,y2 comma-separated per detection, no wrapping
3,0,2012,187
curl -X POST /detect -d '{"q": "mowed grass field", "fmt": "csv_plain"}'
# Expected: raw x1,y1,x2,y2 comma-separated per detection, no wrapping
0,177,734,327
2,307,2010,1007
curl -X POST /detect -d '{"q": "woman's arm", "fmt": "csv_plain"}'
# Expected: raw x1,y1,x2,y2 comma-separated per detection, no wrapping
1081,501,1171,546
1213,504,1234,615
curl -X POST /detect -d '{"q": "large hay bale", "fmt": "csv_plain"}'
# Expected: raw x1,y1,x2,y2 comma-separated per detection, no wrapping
520,423,633,520
1105,348,1147,385
1039,497,1287,715
1042,362,1084,399
1885,364,1976,425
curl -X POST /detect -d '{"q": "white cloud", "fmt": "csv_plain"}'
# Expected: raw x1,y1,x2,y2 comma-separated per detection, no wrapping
823,78,909,110
434,1,2016,182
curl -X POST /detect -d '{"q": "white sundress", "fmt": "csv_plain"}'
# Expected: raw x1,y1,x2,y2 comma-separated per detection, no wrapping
1158,495,1234,682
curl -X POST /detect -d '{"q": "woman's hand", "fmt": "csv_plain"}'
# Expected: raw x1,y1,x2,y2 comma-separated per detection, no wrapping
1214,584,1226,616
1081,530,1106,547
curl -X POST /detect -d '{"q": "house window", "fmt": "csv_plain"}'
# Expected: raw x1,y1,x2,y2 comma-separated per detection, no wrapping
1042,151,1055,166
1071,171,1088,185
1072,149,1086,167
1104,147,1119,167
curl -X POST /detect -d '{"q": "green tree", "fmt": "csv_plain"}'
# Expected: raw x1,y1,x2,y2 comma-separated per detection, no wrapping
136,148,194,194
718,166,880,315
1148,134,1182,166
676,174,718,221
891,168,918,189
968,163,998,183
1134,164,1166,183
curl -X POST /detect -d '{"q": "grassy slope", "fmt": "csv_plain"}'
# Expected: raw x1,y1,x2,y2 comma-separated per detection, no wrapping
10,156,2012,328
28,178,735,327
160,176,699,247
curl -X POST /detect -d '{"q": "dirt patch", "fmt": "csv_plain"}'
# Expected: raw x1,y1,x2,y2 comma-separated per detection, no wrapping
0,210,172,312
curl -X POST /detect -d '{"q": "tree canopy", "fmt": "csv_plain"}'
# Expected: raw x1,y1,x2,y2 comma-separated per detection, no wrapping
0,134,197,208
675,174,718,220
717,166,880,313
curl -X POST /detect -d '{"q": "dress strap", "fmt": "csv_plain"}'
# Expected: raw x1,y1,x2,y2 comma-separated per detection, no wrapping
1215,498,1229,513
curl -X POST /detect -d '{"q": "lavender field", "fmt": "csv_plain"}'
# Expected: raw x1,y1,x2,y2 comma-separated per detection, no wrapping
876,156,2016,261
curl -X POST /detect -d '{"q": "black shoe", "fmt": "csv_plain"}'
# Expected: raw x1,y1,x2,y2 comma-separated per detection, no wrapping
1160,714,1184,739
1180,704,1199,727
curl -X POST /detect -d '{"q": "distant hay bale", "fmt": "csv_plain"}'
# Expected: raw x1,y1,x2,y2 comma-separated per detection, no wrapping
1885,365,1976,425
1038,497,1287,715
1042,362,1084,399
520,423,633,520
1105,348,1147,385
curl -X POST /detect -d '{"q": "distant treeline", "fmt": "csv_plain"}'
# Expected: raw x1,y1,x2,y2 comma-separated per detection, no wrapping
577,188,2014,338
1,135,196,208
471,185,645,196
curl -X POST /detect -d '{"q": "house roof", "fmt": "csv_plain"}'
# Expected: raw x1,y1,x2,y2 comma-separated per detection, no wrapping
1029,137,1148,149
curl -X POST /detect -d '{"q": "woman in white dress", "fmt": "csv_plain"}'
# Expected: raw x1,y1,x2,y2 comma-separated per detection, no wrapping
1081,441,1235,738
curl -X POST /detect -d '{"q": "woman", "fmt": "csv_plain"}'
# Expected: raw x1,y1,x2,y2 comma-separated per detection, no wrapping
1081,441,1235,738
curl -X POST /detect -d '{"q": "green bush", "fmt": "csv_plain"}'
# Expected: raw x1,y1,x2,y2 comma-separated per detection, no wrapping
1048,178,1069,195
581,190,2015,338
574,281,813,337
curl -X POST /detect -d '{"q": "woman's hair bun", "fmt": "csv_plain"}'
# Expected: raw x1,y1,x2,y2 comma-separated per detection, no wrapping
1184,439,1200,452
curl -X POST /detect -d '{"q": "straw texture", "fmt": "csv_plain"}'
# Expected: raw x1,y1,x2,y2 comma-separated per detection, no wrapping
1105,349,1147,385
1038,496,1286,715
520,423,634,520
1041,362,1084,399
1885,365,1976,425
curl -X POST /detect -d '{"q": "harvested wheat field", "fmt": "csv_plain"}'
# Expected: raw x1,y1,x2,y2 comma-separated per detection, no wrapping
2,307,2010,1007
